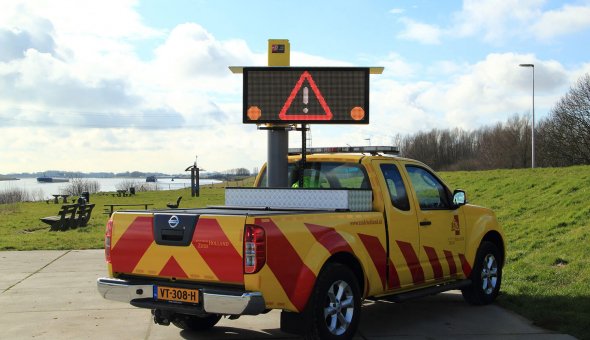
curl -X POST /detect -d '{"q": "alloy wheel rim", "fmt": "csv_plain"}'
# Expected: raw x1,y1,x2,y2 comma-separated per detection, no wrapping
323,280,354,335
481,254,498,295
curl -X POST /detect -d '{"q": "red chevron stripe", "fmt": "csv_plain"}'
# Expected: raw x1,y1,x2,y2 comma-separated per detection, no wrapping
192,218,243,283
358,234,401,290
459,253,472,277
396,240,425,284
305,223,353,254
387,258,401,289
255,218,315,311
424,246,443,279
358,234,388,290
111,216,154,273
444,250,457,276
159,256,188,278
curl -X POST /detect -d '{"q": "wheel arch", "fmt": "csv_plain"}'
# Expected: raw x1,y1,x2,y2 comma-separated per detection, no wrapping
481,230,505,266
463,206,505,272
323,251,366,297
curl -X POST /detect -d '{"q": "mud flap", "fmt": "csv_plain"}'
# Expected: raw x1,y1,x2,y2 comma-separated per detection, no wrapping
280,309,312,335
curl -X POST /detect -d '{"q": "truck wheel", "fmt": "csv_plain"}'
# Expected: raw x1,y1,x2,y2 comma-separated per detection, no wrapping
305,263,361,340
461,241,502,305
172,313,221,331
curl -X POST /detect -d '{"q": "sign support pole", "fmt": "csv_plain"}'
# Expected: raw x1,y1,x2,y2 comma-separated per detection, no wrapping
298,124,307,188
267,39,290,188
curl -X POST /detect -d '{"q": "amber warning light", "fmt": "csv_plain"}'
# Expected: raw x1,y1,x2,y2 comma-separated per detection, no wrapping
243,67,370,124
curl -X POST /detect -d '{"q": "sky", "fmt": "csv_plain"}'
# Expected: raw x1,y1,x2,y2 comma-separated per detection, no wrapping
1,0,590,174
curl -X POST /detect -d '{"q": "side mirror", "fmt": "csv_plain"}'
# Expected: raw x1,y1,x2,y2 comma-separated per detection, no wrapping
453,189,467,206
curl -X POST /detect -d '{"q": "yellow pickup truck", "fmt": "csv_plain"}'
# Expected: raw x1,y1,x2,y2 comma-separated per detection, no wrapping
97,146,504,340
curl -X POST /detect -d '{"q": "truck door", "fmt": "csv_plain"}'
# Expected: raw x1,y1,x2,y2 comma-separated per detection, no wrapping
404,164,466,283
372,160,422,290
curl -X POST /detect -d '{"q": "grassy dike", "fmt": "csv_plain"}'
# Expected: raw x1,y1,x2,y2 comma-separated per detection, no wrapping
441,165,590,339
1,167,588,337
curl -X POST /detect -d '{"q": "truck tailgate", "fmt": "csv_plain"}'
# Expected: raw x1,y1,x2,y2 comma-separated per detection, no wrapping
109,211,245,285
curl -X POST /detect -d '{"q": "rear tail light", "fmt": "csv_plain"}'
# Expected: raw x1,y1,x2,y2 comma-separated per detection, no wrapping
244,224,265,274
105,219,113,263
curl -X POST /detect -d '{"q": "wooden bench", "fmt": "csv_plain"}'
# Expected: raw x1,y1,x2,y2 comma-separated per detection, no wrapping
40,204,78,231
166,196,182,209
73,203,95,228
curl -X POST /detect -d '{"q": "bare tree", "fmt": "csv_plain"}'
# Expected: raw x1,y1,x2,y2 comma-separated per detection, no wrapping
62,178,101,196
539,73,590,165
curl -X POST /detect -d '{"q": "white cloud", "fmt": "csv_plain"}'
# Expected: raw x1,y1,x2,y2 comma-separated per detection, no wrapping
0,1,586,174
3,0,162,40
378,53,417,79
397,17,442,45
0,1,357,173
389,8,405,15
363,53,571,138
450,0,590,43
394,1,590,45
451,0,541,43
532,4,590,40
152,23,259,80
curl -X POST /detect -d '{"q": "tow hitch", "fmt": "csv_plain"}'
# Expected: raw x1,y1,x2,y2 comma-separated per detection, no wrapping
152,309,174,326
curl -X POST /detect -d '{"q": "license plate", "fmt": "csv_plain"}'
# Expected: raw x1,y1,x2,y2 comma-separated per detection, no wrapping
155,286,199,304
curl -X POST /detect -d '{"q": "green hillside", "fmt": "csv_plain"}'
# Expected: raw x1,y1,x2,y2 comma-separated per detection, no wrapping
440,165,590,339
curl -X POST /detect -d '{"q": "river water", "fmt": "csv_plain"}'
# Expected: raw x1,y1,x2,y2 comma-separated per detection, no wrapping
0,177,220,200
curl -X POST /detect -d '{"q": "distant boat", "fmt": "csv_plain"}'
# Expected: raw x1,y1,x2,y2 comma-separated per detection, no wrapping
146,176,157,182
37,177,69,183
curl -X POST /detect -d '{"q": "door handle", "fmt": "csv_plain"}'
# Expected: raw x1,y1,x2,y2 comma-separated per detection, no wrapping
419,220,432,226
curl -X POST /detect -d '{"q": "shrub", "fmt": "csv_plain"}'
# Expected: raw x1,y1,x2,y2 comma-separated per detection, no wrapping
62,178,101,196
0,187,29,204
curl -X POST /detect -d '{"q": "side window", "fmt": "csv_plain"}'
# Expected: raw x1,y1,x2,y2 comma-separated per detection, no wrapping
405,166,451,210
380,164,410,211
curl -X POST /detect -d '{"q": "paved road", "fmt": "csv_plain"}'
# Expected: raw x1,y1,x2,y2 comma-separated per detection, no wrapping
0,250,576,339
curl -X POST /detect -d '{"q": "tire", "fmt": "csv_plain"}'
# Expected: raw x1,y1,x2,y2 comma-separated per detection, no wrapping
172,313,222,331
304,263,361,340
462,241,502,305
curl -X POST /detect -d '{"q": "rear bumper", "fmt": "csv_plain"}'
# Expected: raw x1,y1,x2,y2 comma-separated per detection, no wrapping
97,277,266,315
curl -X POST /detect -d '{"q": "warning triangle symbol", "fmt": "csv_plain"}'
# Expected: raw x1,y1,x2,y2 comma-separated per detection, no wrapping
279,71,333,121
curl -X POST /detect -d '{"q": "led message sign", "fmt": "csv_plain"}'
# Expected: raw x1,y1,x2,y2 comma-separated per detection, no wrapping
243,67,369,124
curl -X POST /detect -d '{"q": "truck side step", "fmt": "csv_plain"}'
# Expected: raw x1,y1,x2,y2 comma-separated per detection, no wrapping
380,279,472,303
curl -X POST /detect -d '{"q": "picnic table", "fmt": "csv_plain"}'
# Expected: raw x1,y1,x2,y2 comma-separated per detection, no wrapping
103,203,153,216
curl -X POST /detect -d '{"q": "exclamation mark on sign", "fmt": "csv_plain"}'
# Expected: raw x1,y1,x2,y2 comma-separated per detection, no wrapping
303,86,309,113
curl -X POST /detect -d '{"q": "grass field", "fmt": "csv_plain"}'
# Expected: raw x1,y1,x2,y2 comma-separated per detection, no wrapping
441,165,590,339
0,178,252,251
1,167,588,338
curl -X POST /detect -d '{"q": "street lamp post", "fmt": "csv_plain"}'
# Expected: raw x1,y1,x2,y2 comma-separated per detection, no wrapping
519,63,535,168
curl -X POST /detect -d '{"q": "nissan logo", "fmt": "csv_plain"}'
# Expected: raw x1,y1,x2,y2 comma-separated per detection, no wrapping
168,215,180,228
